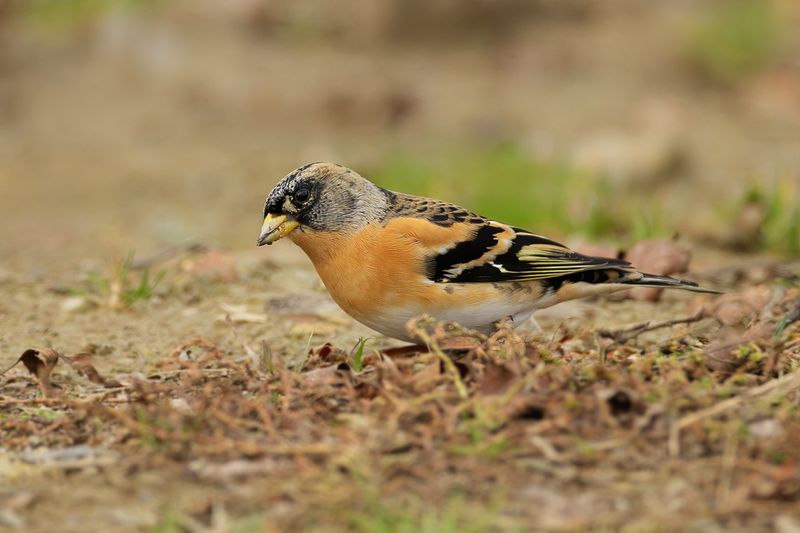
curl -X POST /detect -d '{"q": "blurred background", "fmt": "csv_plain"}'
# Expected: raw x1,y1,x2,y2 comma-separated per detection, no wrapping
1,0,799,274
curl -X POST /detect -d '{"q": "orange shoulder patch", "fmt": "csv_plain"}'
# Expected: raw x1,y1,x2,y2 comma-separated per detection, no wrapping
382,217,476,250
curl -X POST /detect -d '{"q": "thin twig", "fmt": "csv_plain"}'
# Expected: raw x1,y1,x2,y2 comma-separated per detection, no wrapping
0,396,77,406
225,315,258,358
411,325,468,399
598,311,707,344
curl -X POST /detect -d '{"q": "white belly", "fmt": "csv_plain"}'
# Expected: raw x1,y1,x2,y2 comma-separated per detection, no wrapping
353,297,538,343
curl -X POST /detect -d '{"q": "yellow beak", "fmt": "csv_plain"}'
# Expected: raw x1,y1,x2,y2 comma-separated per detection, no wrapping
257,214,299,246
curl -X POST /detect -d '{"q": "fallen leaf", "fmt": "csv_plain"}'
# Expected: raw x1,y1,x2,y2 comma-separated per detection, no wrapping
181,249,239,282
439,335,480,352
60,353,122,388
0,348,61,397
381,344,427,358
409,362,442,393
703,285,772,326
1,347,129,396
625,239,691,302
314,343,343,362
477,361,518,396
571,242,622,260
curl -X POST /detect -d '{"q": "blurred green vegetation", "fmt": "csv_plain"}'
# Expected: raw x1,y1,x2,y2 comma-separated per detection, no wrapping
744,178,800,256
350,337,371,372
365,143,671,244
686,0,782,84
369,147,800,255
23,0,158,31
73,251,165,308
348,493,496,533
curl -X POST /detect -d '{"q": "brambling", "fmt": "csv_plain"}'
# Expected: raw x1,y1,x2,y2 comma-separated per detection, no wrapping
258,162,717,342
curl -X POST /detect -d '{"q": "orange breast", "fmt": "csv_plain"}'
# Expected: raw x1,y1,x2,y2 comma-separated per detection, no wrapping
288,219,493,320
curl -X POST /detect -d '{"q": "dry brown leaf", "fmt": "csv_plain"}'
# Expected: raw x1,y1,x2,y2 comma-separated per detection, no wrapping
181,249,239,282
60,353,123,388
409,362,442,393
571,242,622,260
1,347,125,396
314,342,348,363
477,361,518,396
381,344,428,358
439,335,481,352
0,348,61,397
702,285,773,327
624,238,691,302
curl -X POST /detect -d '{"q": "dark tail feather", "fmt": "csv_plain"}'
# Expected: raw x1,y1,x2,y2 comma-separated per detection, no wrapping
621,272,723,294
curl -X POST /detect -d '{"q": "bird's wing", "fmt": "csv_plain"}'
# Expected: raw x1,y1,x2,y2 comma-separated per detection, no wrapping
428,223,633,284
381,191,634,285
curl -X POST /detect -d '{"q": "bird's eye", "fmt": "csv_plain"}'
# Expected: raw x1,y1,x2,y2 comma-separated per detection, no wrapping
293,187,311,204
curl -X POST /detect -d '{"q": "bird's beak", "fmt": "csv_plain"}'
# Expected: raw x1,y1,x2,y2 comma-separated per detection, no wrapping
257,214,299,246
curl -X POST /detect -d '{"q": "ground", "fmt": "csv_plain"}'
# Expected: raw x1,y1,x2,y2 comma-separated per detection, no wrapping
1,1,800,531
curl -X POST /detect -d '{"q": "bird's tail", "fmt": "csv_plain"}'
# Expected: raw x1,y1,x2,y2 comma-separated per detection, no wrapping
619,272,722,294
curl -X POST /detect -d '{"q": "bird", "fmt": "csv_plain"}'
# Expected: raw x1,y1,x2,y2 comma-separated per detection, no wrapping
258,162,718,342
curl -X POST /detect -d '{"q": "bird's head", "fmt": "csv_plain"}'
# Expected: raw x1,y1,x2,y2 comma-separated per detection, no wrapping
258,162,391,246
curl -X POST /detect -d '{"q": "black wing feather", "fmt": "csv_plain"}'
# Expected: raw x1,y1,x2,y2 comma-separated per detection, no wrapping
429,225,505,282
430,229,632,284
